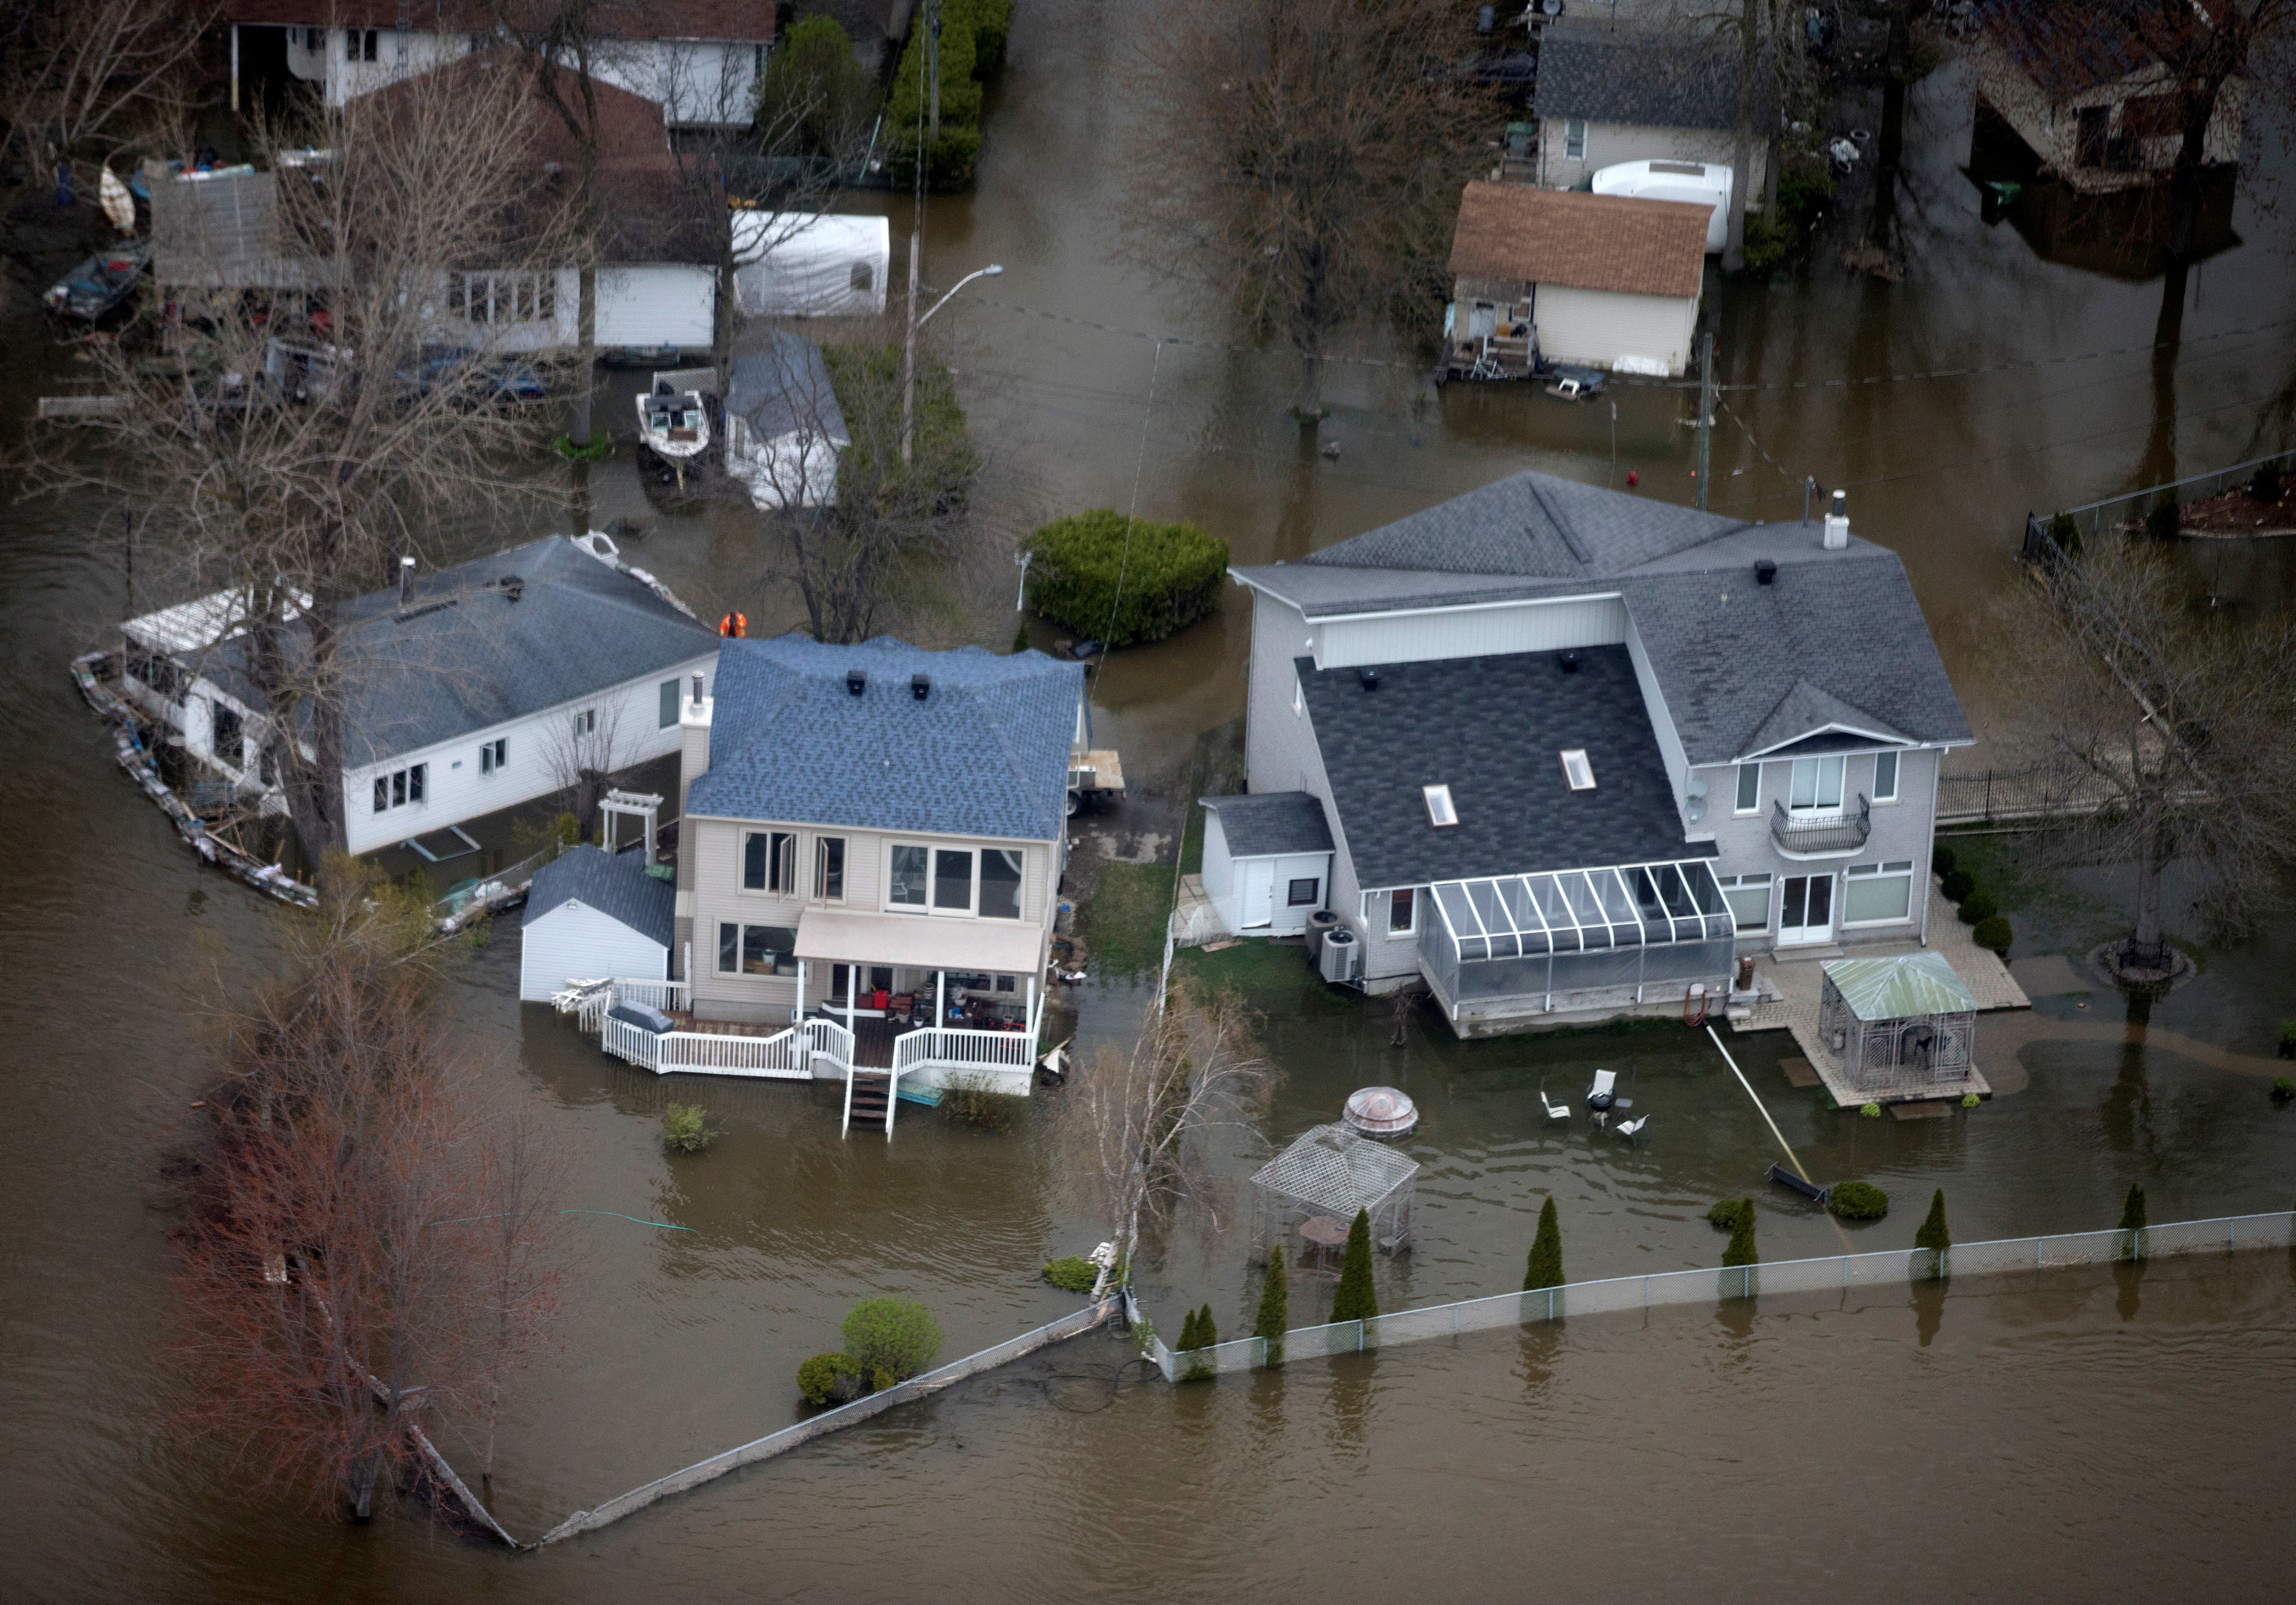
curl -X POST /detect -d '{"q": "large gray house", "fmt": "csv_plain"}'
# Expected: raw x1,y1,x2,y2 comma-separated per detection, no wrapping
1221,472,1971,1036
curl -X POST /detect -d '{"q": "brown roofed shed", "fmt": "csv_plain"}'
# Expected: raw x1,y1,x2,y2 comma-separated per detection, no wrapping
1448,182,1709,300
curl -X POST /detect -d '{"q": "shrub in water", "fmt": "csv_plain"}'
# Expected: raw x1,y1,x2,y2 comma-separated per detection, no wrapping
1971,915,2013,955
2279,1020,2296,1058
2118,1183,2147,1233
1956,890,1998,925
1523,1196,1564,1291
1041,1256,1098,1293
661,1101,718,1154
2272,1076,2295,1103
2047,511,2082,554
840,1297,943,1383
1254,1245,1288,1365
940,1074,1020,1132
1177,1306,1201,1352
1721,1201,1759,1267
1915,1189,1952,1253
2144,499,2181,539
1708,1198,1747,1231
1025,508,1230,648
1931,844,1958,878
1011,620,1030,654
797,1351,860,1406
1329,1207,1378,1325
1195,1303,1216,1349
1828,1180,1889,1220
2252,462,2283,505
1940,868,1975,903
1961,1091,1981,1108
1860,1102,1883,1118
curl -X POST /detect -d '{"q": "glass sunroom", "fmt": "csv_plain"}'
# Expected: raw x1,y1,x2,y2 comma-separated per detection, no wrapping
1420,860,1737,1017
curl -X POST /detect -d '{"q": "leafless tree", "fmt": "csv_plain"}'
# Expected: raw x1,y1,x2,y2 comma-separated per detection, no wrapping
538,692,630,840
173,859,564,1519
16,56,585,864
1050,978,1275,1298
0,0,212,224
2011,535,2296,981
1122,0,1489,418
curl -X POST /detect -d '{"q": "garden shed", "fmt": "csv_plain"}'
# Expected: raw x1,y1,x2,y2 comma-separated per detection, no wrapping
1817,951,1978,1096
520,844,676,1003
1250,1123,1418,1261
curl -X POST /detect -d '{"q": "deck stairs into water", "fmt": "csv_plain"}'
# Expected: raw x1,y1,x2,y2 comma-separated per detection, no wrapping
843,1071,893,1136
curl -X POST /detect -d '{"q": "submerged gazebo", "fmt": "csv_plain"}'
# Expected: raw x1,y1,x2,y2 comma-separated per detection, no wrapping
1818,951,1978,1096
1250,1123,1418,1261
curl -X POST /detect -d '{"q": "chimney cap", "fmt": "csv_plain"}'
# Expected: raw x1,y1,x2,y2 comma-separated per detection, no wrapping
1559,649,1581,673
690,671,705,705
1359,667,1380,691
846,668,868,696
1755,559,1777,585
911,673,931,700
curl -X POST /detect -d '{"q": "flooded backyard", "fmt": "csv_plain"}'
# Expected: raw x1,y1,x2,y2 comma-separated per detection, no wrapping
6,0,2296,1598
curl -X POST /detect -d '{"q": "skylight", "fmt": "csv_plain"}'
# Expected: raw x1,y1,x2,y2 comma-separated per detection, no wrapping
1423,783,1458,827
1560,749,1595,791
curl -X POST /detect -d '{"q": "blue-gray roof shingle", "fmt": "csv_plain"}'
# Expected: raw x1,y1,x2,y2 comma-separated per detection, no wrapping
523,844,676,948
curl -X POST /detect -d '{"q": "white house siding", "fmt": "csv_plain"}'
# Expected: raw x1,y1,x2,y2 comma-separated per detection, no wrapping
592,39,765,127
319,28,479,105
1315,594,1627,669
1534,283,1700,377
1692,746,1939,949
342,652,716,856
725,414,842,509
1242,594,1326,799
520,901,666,1001
597,266,716,353
1539,121,1765,200
1199,818,1331,936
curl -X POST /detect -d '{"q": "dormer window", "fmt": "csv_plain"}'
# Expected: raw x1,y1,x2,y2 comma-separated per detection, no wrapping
1560,749,1595,791
1423,784,1458,827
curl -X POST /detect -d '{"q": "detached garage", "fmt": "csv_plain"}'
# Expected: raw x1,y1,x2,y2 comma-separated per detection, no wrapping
520,845,676,1003
1446,181,1708,378
1200,793,1336,936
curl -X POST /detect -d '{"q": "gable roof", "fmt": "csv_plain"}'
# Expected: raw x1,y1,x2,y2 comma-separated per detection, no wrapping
1533,22,1753,131
1232,470,1971,766
1200,791,1334,859
523,844,676,947
1450,182,1709,299
687,636,1083,842
727,331,849,442
199,536,718,768
1300,646,1706,890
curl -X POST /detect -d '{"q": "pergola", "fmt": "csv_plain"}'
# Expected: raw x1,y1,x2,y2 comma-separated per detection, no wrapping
1250,1123,1420,1261
1421,858,1736,1012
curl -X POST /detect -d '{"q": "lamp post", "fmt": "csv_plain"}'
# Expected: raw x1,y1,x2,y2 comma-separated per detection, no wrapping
901,259,1000,466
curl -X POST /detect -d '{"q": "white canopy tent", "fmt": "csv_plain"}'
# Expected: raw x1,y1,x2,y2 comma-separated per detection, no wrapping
731,211,891,318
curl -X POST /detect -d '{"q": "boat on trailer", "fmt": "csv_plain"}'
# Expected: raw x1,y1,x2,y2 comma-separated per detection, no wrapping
636,381,710,490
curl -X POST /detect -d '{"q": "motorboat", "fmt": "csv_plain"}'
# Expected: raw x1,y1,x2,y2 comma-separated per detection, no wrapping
637,381,710,489
44,238,149,321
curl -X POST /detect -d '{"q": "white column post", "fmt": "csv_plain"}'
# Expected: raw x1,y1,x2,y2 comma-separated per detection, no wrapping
230,26,241,113
795,958,806,1027
936,969,946,1032
1025,974,1037,1050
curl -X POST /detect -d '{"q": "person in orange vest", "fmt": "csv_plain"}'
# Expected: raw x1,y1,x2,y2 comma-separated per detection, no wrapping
719,611,747,638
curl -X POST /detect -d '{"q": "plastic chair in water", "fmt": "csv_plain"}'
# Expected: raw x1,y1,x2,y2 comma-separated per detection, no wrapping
1540,1087,1570,1121
1616,1115,1649,1143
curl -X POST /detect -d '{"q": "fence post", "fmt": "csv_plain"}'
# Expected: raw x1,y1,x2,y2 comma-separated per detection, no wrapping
1356,1318,1365,1354
1548,1287,1556,1322
1452,1304,1459,1341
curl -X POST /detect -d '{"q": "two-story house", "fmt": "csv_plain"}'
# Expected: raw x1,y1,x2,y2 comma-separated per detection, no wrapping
1220,472,1971,1037
665,635,1084,1118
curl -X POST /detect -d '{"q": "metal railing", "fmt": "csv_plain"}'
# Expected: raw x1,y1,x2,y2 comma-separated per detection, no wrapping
2024,448,2292,556
1149,1210,2296,1381
1770,794,1871,856
1936,766,2119,826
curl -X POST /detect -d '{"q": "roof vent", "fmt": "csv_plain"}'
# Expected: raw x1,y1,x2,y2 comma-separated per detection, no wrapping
1823,489,1849,551
1755,559,1777,585
690,671,705,707
911,673,931,701
846,669,868,697
1359,668,1380,692
1558,650,1581,673
398,554,415,604
501,573,523,602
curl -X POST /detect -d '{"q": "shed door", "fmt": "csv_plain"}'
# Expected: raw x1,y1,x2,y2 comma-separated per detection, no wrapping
1239,860,1276,929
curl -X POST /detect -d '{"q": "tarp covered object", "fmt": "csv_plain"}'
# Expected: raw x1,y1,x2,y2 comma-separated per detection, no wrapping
731,211,890,318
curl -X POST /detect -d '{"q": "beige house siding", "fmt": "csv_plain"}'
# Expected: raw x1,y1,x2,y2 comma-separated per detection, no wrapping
1973,41,2245,194
1534,283,1700,377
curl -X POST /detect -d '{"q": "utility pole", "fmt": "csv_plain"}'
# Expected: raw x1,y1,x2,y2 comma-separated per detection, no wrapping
902,230,921,467
928,0,943,142
1695,331,1715,512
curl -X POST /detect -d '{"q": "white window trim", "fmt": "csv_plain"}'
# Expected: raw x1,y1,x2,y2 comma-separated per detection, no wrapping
1716,871,1773,932
1872,749,1902,804
1733,762,1762,815
716,919,798,977
1839,860,1917,926
741,829,798,898
1564,117,1587,159
1788,755,1847,814
1385,886,1418,937
1424,783,1458,827
813,835,847,902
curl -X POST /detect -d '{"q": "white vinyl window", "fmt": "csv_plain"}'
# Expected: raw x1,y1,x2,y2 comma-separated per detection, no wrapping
980,848,1024,919
371,762,426,812
718,921,797,975
815,837,846,900
1565,117,1587,159
1560,749,1595,791
888,844,930,908
743,830,796,894
462,271,555,325
478,737,506,775
1716,871,1772,931
1734,763,1761,813
1789,756,1845,811
1387,887,1417,936
1424,783,1458,827
1873,750,1900,802
1843,860,1916,925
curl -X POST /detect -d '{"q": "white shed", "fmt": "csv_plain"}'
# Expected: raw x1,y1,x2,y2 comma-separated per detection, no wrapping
1199,792,1336,936
520,844,677,1002
731,211,890,318
723,331,848,510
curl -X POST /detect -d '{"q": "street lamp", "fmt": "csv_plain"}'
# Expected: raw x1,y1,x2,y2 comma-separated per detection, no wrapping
902,259,1001,466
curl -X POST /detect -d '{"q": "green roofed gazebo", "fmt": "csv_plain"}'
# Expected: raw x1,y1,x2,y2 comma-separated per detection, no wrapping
1818,951,1978,1096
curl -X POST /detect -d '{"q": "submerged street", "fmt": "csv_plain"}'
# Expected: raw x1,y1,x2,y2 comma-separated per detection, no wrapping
5,1,2296,1599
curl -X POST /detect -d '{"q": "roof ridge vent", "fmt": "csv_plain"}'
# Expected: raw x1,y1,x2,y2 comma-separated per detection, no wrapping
1523,476,1591,565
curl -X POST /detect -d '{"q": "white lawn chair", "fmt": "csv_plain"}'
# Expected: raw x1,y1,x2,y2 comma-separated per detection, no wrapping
1616,1115,1649,1143
1586,1069,1616,1110
1540,1087,1569,1121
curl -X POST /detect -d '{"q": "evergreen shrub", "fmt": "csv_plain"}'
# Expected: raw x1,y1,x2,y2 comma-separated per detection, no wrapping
2144,499,2181,539
1961,1091,1980,1108
1860,1102,1883,1118
2117,1183,2148,1233
1025,509,1229,648
1329,1208,1378,1325
1041,1256,1098,1293
2272,1076,2295,1103
1972,915,2012,954
662,1101,718,1154
1957,890,1997,925
2278,1020,2296,1057
1254,1246,1288,1365
1523,1196,1564,1291
1930,844,1957,877
840,1297,943,1383
1914,1189,1951,1254
1828,1180,1889,1220
1721,1201,1758,1267
2047,511,2081,554
1940,868,1975,903
1707,1198,1747,1230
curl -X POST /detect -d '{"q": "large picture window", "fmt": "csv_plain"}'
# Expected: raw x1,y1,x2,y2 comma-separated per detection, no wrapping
888,844,930,908
1789,756,1845,811
979,848,1023,919
718,922,798,975
1843,861,1914,924
1717,872,1772,931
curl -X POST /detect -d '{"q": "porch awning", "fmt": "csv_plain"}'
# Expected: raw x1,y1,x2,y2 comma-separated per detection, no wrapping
794,906,1045,976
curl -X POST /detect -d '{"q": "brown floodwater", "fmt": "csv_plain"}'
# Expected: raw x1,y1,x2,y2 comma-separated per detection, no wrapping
7,3,2296,1598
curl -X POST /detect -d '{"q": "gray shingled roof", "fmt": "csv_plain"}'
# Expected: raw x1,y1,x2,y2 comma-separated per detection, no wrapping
1232,471,1971,768
205,535,719,768
523,844,676,948
687,635,1083,841
1533,23,1753,133
1201,791,1335,859
1301,646,1707,890
727,331,849,442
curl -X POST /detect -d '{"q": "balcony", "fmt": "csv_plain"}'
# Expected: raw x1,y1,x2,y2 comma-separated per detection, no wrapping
1771,794,1870,858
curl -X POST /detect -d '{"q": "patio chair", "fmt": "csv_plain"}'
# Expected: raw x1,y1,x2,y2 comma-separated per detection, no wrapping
1540,1087,1569,1121
1616,1115,1649,1143
1585,1069,1617,1112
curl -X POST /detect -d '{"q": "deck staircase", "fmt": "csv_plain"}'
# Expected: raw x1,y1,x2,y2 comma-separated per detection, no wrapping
842,1070,893,1136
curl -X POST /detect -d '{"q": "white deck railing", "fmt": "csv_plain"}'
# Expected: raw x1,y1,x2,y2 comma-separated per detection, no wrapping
892,1026,1035,1075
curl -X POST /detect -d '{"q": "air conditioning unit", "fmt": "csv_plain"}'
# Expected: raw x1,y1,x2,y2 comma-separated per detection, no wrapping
1307,908,1341,959
1319,927,1360,984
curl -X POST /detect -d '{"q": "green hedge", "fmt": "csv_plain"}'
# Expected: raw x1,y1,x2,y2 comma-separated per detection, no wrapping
1957,890,1997,925
1828,1180,1889,1220
885,0,1011,192
1040,1255,1097,1293
1027,508,1228,648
